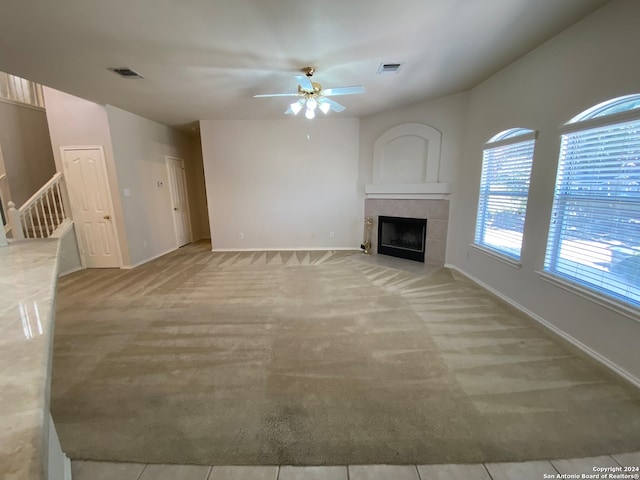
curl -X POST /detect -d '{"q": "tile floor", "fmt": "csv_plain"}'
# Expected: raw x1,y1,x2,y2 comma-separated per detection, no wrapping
71,452,640,480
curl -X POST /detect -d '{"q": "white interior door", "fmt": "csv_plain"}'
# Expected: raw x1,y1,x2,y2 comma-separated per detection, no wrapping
62,146,120,268
166,156,192,247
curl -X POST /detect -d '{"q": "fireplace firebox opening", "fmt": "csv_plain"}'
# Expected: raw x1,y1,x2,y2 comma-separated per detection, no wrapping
377,216,427,262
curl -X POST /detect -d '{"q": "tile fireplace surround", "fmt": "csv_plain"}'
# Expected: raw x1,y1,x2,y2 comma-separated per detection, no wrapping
364,198,449,266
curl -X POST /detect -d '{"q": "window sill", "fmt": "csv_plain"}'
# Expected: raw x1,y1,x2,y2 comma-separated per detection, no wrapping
470,244,522,269
0,96,45,112
537,271,640,324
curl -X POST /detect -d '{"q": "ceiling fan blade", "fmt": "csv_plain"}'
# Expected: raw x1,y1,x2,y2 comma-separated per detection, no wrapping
323,98,346,112
254,93,300,98
322,85,365,96
295,75,314,92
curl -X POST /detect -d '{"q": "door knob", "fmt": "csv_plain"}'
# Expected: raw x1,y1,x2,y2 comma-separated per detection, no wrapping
103,215,110,220
174,207,178,211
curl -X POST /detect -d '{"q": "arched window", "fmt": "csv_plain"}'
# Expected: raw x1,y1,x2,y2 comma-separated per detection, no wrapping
474,128,536,261
544,94,640,308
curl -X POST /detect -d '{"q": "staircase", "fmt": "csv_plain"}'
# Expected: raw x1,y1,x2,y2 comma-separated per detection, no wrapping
5,173,71,239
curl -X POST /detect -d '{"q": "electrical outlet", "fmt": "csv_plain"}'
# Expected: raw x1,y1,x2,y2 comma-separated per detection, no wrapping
329,231,335,238
239,232,244,239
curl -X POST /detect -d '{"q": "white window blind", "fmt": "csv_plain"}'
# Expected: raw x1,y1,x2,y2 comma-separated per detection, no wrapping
474,129,536,260
544,110,640,308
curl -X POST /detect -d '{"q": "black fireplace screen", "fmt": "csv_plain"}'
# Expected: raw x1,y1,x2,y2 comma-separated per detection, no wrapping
378,216,427,262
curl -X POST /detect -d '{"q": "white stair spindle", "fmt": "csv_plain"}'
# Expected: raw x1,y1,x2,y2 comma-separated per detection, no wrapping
21,217,28,238
28,209,36,238
51,186,61,225
33,203,44,238
56,183,65,218
35,200,44,237
44,190,54,233
40,197,51,236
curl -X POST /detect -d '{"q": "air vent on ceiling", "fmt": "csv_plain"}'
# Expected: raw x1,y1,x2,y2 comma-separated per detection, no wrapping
377,62,404,75
108,67,144,79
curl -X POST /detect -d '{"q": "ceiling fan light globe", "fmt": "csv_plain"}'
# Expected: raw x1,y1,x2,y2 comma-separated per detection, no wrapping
307,98,318,111
305,108,315,120
319,102,331,114
290,101,303,115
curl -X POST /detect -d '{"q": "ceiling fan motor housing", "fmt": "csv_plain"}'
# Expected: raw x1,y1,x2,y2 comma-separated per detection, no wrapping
298,82,322,95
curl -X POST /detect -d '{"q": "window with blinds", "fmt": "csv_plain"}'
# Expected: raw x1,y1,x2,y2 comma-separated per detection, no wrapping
0,71,44,108
474,128,536,261
544,94,640,308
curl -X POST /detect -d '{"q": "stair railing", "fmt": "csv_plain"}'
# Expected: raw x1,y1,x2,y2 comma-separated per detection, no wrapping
7,173,69,239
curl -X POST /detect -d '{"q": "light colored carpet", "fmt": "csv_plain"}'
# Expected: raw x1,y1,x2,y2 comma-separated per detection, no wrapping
52,242,640,465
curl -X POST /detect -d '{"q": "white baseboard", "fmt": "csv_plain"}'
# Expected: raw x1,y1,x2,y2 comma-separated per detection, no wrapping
211,247,360,252
58,266,83,277
122,247,177,269
64,455,72,480
48,414,72,480
445,263,640,390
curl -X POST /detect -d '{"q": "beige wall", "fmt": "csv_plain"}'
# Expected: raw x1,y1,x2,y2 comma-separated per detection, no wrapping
43,87,131,265
448,0,640,381
106,106,204,266
44,88,208,268
200,118,361,250
192,131,210,239
0,100,56,206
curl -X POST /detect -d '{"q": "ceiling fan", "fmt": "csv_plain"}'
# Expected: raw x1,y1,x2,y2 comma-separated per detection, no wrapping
253,67,365,119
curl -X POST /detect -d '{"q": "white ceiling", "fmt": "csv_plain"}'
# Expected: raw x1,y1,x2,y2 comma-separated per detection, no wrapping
0,0,608,128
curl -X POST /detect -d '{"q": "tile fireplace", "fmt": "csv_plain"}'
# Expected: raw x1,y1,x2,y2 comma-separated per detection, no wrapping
364,123,451,266
364,199,449,266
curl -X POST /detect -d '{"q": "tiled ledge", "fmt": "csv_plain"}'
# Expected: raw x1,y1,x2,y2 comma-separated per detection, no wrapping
72,452,640,480
0,239,69,480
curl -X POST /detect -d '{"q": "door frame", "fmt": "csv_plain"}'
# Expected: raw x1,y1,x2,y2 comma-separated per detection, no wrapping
0,142,6,245
165,155,193,248
0,142,12,224
60,145,123,268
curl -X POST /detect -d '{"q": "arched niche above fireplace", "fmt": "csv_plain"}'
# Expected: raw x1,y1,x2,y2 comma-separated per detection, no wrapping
367,123,450,199
373,123,441,184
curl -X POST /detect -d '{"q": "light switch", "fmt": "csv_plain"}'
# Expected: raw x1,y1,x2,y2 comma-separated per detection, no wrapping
123,188,131,196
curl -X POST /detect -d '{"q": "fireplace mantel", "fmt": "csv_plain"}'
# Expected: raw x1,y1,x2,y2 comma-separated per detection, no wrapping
365,182,451,200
